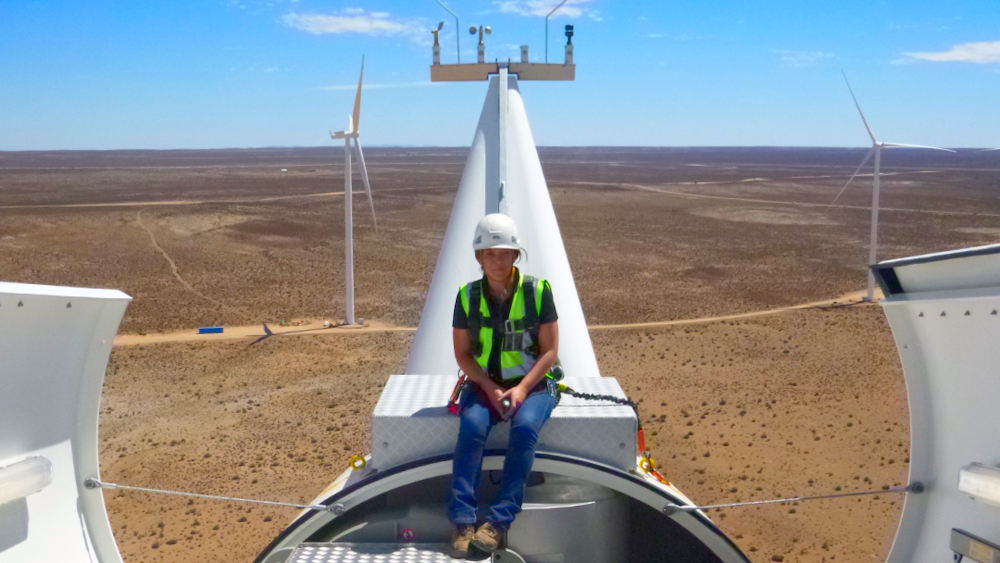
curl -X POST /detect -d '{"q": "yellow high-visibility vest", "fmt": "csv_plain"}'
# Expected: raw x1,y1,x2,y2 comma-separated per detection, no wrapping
460,270,548,381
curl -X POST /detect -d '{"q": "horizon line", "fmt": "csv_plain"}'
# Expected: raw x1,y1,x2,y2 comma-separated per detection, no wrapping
2,145,997,154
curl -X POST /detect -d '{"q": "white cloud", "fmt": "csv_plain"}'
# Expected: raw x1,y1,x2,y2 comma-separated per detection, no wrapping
229,64,284,73
282,10,430,44
494,0,597,19
638,32,699,41
316,81,436,91
227,0,298,11
904,41,1000,63
775,50,835,67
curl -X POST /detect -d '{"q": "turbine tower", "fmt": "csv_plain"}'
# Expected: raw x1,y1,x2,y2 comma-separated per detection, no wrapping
330,56,377,325
832,71,954,302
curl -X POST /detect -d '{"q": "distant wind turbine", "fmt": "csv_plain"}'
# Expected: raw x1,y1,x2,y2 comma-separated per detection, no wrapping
330,56,378,325
980,148,1000,153
832,71,955,302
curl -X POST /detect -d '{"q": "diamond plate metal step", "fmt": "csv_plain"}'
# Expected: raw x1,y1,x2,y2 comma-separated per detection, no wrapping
286,543,455,563
372,374,637,472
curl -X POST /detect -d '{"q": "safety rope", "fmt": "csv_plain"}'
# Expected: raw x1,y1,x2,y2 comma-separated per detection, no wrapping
559,383,652,447
557,384,674,484
559,385,641,418
84,478,338,513
664,482,922,515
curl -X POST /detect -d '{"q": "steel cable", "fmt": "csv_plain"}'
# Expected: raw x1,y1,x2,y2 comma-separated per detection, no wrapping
84,478,337,512
665,483,921,514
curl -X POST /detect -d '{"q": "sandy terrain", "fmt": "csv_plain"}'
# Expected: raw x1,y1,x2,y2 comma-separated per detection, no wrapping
2,146,999,563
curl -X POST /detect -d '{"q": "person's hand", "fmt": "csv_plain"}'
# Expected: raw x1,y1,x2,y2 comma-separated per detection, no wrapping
500,385,529,420
484,382,507,415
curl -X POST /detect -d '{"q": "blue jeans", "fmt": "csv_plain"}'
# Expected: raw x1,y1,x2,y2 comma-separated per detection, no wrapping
447,379,558,530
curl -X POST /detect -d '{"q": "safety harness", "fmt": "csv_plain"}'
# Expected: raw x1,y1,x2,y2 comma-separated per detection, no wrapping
467,275,542,360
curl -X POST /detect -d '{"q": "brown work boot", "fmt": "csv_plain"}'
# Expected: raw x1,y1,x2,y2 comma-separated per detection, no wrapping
470,521,503,552
450,524,475,559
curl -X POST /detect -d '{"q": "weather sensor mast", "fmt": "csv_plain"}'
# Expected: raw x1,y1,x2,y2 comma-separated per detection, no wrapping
430,22,575,82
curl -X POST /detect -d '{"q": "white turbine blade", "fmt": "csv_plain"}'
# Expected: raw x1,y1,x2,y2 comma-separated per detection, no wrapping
978,148,1000,152
353,137,378,233
352,56,364,134
883,142,955,152
832,147,874,204
842,70,877,145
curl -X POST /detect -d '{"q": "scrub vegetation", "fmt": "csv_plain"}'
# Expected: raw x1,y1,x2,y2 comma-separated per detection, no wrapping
1,147,998,562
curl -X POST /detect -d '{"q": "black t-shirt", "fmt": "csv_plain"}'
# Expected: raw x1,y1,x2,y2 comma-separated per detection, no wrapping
453,271,557,386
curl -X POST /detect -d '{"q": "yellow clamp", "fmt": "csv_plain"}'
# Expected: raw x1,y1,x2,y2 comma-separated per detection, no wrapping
640,453,671,486
349,455,367,471
639,454,657,474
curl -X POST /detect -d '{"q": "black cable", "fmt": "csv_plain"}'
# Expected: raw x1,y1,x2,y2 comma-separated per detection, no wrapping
812,301,868,311
560,387,644,432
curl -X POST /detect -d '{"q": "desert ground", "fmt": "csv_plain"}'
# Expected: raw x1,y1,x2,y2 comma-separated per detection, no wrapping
2,146,1000,563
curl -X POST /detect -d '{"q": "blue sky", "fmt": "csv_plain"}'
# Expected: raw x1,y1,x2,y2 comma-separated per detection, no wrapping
1,0,997,150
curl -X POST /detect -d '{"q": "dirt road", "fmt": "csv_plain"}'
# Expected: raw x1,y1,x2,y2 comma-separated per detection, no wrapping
113,289,879,346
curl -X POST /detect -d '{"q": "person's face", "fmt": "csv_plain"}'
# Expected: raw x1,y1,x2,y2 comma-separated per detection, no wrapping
477,248,518,282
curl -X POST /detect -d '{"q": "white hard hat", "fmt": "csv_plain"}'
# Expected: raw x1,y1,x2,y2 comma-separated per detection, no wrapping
473,214,523,252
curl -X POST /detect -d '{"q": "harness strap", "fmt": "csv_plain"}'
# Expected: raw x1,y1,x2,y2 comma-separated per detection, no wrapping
522,276,538,322
522,275,541,355
468,281,484,357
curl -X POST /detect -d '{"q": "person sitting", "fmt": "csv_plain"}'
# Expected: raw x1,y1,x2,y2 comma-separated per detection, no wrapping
448,213,559,558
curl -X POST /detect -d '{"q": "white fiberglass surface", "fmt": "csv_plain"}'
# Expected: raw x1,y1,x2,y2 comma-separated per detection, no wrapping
0,284,130,563
894,254,1000,294
0,281,129,300
405,98,489,377
0,442,90,561
880,278,1000,562
503,83,598,379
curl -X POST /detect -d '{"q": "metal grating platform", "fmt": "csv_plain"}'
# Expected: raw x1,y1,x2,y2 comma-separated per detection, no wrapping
372,374,637,472
287,543,454,563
